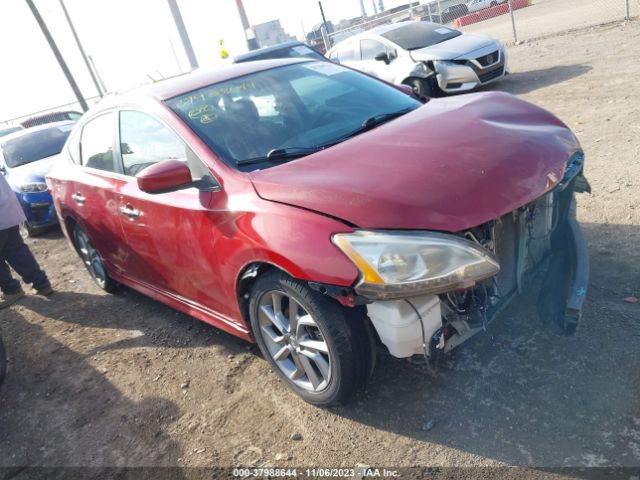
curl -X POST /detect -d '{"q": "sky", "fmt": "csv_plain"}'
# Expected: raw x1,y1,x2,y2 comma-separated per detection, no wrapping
0,0,414,122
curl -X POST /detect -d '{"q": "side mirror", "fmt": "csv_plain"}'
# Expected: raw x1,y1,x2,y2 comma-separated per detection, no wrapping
374,52,390,64
137,159,192,193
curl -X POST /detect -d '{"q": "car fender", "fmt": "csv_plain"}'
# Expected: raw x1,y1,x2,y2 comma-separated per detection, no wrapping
210,199,361,321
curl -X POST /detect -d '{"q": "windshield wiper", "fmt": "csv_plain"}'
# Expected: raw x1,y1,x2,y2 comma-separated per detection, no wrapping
236,146,324,166
334,107,417,143
236,107,416,167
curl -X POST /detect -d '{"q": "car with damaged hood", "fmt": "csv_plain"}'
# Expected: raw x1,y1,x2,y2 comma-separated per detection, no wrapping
46,58,590,406
327,21,507,96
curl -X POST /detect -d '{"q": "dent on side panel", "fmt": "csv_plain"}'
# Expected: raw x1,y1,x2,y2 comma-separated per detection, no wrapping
208,194,360,324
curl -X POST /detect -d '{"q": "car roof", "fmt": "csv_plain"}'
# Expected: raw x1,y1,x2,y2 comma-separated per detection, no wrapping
328,21,425,52
96,58,313,110
368,20,418,36
140,58,314,101
234,41,310,62
0,120,76,142
329,20,456,53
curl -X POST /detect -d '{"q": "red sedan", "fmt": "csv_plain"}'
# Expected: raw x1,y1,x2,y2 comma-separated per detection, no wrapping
47,59,589,405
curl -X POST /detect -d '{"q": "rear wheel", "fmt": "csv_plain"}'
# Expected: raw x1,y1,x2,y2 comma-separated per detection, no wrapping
73,225,116,292
249,270,373,406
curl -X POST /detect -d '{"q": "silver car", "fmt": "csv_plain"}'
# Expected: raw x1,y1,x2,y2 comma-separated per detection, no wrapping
326,21,507,96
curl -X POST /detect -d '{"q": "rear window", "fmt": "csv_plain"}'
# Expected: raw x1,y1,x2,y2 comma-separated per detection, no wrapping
237,45,325,62
381,22,462,50
0,124,73,168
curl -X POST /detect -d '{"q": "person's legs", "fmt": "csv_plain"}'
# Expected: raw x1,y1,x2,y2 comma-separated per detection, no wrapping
1,226,51,293
0,259,22,295
0,228,26,308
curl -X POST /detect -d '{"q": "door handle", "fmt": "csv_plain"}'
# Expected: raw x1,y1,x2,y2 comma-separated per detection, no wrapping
119,205,141,219
71,193,85,205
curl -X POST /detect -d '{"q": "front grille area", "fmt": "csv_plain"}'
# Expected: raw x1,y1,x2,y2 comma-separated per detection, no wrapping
476,50,499,67
28,204,51,223
478,66,505,83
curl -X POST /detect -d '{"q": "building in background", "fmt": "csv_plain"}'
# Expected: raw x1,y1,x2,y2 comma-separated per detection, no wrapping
253,20,295,48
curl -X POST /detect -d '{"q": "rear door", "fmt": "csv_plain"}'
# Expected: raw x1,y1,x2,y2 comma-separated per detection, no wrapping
59,111,129,273
115,110,226,311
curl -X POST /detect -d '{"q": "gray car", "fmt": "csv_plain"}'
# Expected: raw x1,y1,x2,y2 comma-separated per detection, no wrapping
326,21,507,96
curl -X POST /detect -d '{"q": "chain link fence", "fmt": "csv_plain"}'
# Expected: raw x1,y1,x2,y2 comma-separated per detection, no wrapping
327,0,638,47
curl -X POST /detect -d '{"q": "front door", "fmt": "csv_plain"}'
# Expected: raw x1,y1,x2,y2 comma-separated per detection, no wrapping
115,110,226,313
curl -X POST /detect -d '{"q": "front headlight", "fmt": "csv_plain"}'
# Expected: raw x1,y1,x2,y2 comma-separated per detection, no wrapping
20,183,48,193
333,231,500,300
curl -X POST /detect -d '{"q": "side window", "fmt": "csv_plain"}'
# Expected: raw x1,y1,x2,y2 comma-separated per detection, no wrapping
67,128,81,164
360,39,385,60
119,110,212,183
81,113,116,172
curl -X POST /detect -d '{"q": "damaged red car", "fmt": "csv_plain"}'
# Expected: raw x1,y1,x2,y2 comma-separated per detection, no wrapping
47,59,590,406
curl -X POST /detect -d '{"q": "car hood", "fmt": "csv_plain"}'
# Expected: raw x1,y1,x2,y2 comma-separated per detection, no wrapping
410,33,497,61
6,155,59,186
249,92,580,232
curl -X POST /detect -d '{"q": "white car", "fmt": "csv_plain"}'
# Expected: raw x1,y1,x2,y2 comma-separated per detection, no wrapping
467,0,508,13
327,21,507,96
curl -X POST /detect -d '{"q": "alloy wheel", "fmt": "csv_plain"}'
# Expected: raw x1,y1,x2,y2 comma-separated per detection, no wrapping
257,290,332,393
74,229,107,287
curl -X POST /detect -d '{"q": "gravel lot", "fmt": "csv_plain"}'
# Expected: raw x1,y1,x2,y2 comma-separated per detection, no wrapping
1,21,639,474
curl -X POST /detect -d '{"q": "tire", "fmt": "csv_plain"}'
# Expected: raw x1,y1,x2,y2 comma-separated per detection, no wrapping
73,225,117,292
406,78,433,98
249,270,373,406
0,333,6,385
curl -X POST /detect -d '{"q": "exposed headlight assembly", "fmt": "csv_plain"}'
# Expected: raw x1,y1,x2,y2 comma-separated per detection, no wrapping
20,183,48,193
333,231,500,300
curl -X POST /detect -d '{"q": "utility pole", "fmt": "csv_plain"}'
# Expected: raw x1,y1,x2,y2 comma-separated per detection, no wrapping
25,0,88,112
235,0,259,51
318,1,331,51
59,0,102,98
87,55,108,94
507,0,518,43
166,0,199,70
358,0,367,17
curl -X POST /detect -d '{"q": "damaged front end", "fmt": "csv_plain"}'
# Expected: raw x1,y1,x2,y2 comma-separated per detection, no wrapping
331,151,590,362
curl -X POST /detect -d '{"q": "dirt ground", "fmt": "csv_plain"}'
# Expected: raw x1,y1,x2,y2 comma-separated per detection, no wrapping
1,21,639,474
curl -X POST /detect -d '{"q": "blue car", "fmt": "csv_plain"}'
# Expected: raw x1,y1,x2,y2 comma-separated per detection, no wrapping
0,121,74,236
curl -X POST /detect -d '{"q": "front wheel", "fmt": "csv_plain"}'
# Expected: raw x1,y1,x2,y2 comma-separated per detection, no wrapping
20,222,45,238
249,271,373,406
405,77,433,98
73,225,117,292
